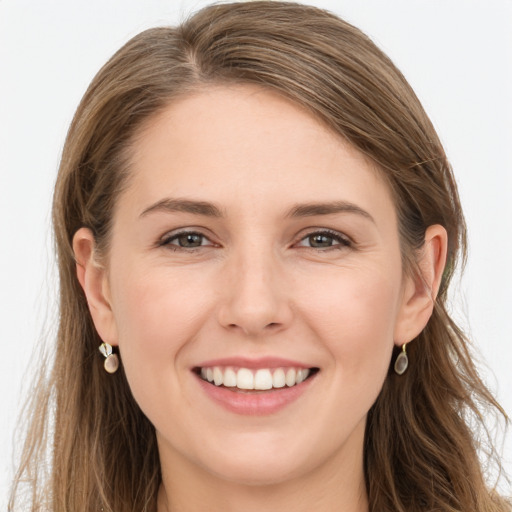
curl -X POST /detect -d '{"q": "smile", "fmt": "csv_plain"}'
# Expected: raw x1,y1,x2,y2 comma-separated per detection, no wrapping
198,366,315,390
193,358,319,415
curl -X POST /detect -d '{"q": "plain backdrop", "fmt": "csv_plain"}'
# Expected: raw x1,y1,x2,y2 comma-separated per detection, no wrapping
1,0,511,505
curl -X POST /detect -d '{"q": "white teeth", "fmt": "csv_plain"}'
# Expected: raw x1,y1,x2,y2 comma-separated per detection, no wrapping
272,368,286,388
237,368,254,390
285,368,296,387
302,369,311,382
213,367,223,386
199,366,313,390
223,367,237,387
254,369,273,390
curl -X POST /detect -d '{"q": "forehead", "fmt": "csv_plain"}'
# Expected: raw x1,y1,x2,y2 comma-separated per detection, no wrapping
123,84,395,221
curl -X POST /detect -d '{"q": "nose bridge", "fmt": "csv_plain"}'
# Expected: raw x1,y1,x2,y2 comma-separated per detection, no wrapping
218,238,291,335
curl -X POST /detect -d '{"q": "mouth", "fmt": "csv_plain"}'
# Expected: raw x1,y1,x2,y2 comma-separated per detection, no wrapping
194,366,319,392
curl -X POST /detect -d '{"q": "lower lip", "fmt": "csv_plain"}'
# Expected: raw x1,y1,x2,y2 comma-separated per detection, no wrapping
195,373,316,415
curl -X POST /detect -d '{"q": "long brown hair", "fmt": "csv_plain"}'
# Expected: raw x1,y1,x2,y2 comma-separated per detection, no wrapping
10,2,510,511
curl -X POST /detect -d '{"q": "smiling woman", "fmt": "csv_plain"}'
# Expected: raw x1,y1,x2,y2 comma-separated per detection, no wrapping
8,2,511,512
75,88,426,493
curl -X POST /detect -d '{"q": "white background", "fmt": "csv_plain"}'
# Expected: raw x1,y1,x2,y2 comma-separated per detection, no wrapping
1,0,511,505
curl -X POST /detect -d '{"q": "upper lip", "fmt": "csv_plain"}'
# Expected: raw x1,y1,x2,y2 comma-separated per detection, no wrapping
194,356,314,370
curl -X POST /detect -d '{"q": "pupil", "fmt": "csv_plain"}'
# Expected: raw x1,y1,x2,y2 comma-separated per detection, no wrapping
310,234,332,247
179,234,202,247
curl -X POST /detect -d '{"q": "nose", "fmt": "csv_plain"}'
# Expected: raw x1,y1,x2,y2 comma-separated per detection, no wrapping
217,247,293,337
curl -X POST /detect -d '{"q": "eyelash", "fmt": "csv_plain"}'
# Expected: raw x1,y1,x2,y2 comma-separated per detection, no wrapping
159,230,214,251
295,229,352,250
158,229,352,252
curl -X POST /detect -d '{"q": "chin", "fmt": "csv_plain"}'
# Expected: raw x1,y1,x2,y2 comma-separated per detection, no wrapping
190,431,323,487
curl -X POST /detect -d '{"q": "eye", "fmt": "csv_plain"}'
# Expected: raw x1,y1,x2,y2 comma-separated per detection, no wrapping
296,230,352,249
160,231,213,250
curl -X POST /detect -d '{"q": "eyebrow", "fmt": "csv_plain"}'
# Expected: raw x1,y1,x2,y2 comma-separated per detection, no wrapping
140,198,374,223
286,201,375,223
140,198,224,218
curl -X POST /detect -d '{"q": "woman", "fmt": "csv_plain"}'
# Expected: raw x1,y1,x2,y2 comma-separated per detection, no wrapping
9,1,510,511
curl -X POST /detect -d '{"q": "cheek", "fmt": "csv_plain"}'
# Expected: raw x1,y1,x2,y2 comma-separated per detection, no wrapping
108,266,213,399
113,254,221,328
299,266,401,380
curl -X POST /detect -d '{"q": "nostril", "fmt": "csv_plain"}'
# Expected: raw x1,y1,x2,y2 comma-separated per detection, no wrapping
227,322,280,329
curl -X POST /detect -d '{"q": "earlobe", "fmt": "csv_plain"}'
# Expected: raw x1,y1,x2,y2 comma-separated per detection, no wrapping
394,224,448,345
73,227,118,345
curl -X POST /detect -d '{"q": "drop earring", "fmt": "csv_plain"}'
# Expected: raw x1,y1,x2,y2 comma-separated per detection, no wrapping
394,343,409,375
99,342,119,374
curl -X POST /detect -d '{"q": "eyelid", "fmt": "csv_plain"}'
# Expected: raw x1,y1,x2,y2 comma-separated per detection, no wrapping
294,228,353,249
158,228,217,249
156,227,352,251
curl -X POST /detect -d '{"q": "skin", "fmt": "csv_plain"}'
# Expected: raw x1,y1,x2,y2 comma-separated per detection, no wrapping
74,85,447,512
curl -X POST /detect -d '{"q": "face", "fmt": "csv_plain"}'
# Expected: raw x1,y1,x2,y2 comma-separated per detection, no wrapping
79,85,429,488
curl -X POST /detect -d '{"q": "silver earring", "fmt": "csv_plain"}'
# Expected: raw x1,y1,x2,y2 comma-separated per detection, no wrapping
394,343,409,375
99,342,119,374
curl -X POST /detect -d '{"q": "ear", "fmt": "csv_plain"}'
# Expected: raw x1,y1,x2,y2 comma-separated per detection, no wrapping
73,227,118,345
394,224,448,346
